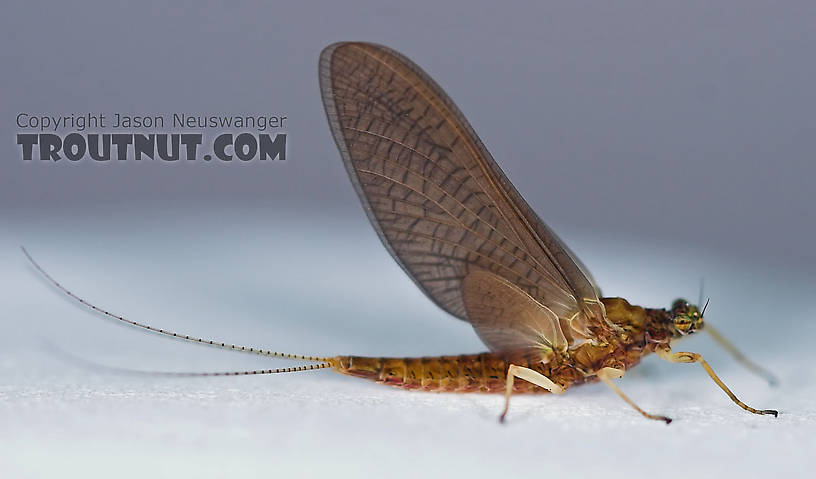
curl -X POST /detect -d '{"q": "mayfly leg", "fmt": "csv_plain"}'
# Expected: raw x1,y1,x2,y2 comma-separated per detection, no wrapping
500,364,565,423
597,367,672,424
704,324,779,386
656,347,778,417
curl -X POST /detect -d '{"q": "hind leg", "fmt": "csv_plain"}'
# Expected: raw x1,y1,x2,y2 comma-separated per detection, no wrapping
500,364,565,423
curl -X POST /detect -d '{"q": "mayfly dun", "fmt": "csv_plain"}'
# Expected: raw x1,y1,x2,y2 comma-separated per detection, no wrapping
25,42,778,423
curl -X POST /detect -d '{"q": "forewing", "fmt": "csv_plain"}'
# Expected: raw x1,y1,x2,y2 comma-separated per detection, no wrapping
319,42,606,348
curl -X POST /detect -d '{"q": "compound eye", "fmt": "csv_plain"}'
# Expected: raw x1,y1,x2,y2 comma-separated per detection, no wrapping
671,299,689,315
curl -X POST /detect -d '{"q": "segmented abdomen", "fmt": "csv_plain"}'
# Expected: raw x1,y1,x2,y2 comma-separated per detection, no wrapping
333,353,572,393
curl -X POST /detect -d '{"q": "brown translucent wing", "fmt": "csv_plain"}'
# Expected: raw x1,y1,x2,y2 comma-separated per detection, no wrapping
319,42,606,348
461,270,568,353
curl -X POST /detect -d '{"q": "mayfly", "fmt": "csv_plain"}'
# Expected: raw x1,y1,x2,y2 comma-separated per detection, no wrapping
26,42,778,423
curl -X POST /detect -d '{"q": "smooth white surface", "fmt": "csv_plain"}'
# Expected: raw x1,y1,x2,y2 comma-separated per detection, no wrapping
2,209,813,478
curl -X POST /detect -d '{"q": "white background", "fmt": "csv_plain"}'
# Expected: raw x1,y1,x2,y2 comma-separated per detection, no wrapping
2,211,812,478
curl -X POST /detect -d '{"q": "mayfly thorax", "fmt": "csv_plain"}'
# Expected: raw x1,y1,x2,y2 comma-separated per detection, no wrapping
26,42,778,423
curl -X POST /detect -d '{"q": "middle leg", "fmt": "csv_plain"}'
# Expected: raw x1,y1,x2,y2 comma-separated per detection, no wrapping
597,367,672,424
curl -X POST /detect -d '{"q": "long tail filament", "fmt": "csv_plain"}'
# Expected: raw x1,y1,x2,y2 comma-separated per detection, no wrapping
22,247,333,376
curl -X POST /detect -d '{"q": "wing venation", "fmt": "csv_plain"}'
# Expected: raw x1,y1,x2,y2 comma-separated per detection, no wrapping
462,270,568,354
319,42,606,349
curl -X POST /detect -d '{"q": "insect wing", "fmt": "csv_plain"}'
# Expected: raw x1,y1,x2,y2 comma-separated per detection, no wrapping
319,42,606,349
462,270,568,354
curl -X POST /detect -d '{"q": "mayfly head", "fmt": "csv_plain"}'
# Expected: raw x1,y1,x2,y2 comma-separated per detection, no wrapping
669,298,707,336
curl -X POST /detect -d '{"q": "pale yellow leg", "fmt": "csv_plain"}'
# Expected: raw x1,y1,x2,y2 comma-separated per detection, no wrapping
500,364,564,423
656,348,778,417
705,324,779,386
597,367,672,424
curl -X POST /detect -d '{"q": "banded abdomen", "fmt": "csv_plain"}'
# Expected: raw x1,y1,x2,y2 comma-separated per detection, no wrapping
331,353,586,393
